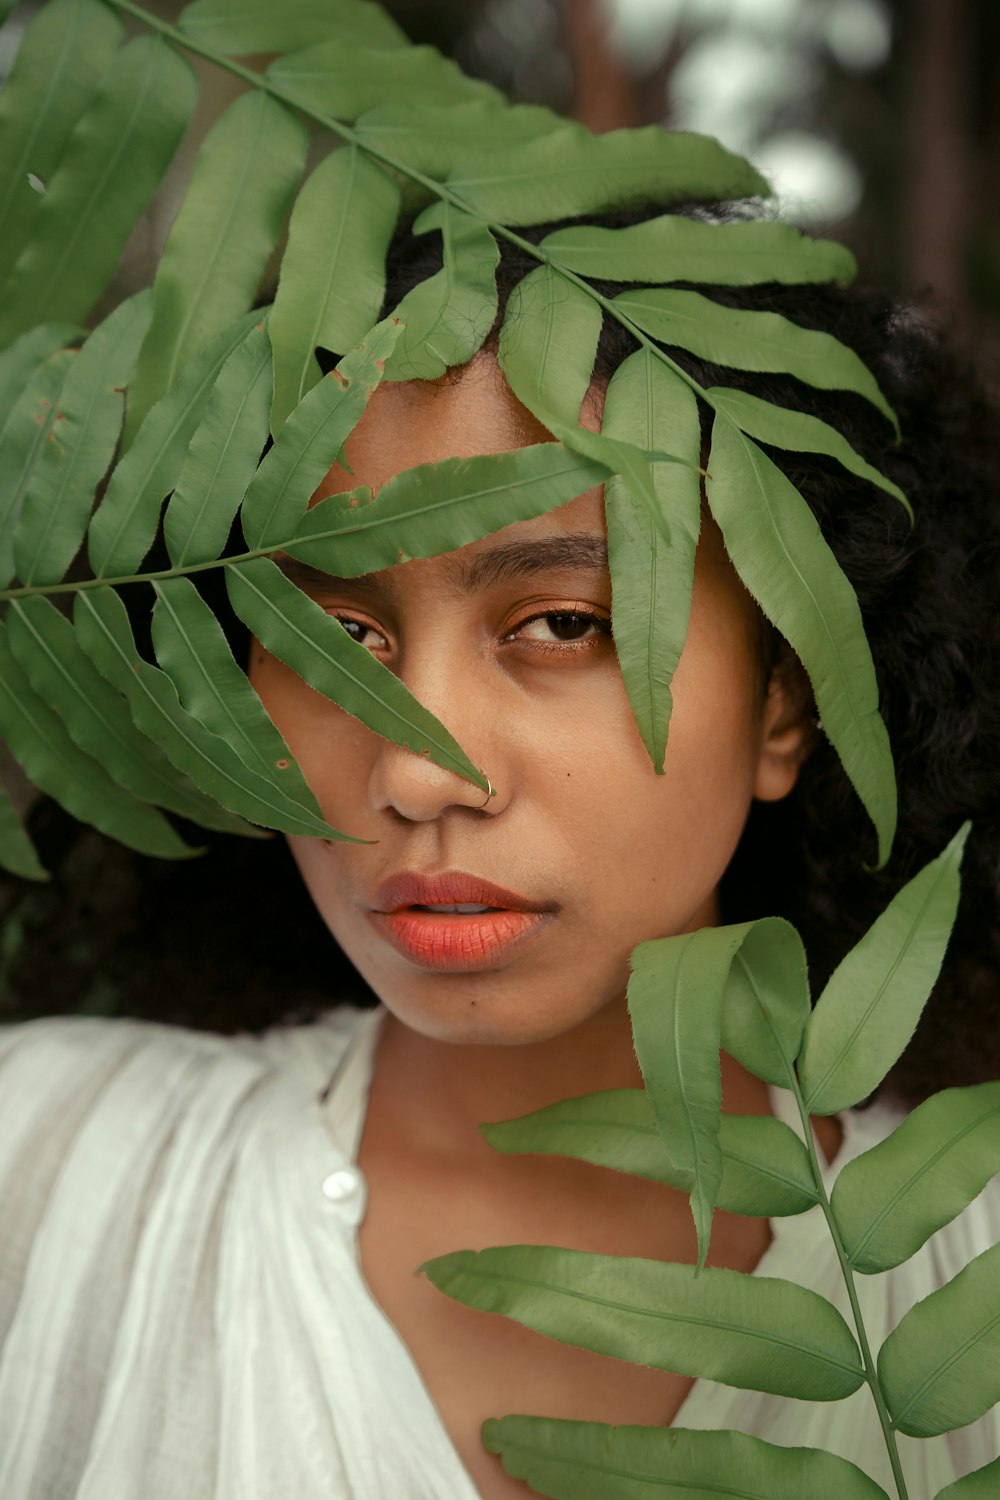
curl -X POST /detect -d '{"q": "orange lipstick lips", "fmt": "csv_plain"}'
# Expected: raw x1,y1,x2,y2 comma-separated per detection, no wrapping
369,872,555,971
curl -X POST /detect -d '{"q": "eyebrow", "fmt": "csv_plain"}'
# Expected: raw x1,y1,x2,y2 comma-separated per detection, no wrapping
276,533,609,597
448,533,609,591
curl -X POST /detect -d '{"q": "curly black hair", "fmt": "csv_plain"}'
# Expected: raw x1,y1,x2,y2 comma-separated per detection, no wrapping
2,204,998,1104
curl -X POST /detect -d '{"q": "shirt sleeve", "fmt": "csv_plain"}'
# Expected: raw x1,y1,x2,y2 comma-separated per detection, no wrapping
0,1015,266,1498
0,1017,155,1344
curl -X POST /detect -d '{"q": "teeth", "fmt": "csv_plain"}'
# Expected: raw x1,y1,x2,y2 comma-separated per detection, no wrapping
420,903,494,914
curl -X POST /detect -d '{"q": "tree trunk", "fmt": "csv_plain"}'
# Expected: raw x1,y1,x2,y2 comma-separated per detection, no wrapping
903,0,972,333
564,0,639,132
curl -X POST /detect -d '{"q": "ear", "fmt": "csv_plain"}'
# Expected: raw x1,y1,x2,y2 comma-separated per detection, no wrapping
753,663,817,803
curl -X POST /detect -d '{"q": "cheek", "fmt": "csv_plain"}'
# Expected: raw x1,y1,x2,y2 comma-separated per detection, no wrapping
565,646,763,927
250,649,375,825
285,831,402,998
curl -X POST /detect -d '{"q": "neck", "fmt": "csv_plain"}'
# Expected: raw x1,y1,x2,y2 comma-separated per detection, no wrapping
369,993,772,1161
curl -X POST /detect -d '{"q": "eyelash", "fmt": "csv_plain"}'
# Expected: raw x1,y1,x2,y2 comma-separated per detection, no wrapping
333,616,388,651
503,608,613,650
331,607,612,654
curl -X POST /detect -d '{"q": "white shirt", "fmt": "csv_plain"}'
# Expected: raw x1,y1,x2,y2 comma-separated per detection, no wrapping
0,1007,997,1498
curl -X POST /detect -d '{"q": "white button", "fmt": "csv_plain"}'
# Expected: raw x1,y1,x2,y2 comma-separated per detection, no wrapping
322,1167,361,1203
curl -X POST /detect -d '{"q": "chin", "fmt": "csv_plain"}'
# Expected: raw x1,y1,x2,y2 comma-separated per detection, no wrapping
374,973,626,1050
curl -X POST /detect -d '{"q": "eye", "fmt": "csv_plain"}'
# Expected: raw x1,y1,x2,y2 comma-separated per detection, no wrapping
512,610,612,645
334,615,389,652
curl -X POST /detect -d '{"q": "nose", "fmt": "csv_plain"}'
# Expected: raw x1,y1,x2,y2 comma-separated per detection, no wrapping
369,743,501,823
366,659,507,825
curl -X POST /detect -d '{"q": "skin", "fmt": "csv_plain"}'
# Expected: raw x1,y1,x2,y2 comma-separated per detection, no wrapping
250,354,824,1498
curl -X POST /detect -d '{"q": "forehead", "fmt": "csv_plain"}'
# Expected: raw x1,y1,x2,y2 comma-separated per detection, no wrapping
312,352,600,504
306,352,610,582
292,351,762,663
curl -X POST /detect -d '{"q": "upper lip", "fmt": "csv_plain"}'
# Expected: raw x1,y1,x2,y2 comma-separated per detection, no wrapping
370,871,555,914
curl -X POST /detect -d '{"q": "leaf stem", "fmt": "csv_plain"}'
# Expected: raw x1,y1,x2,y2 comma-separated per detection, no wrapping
0,545,273,601
789,1078,912,1500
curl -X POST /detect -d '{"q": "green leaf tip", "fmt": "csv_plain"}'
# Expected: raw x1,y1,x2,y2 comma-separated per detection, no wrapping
707,419,897,868
448,123,770,225
480,1087,819,1220
619,288,900,437
542,215,857,288
627,917,812,1265
0,776,48,882
422,1244,865,1401
799,821,970,1114
832,1077,1000,1274
708,386,911,522
603,350,700,773
879,1234,1000,1437
226,557,487,794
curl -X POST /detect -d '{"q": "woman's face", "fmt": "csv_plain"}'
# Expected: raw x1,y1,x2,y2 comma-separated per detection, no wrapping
250,356,806,1046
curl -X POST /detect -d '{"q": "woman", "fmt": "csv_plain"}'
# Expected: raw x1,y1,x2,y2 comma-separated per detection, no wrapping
0,213,998,1499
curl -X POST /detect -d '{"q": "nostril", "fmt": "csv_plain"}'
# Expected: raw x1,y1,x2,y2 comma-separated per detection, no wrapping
369,745,501,824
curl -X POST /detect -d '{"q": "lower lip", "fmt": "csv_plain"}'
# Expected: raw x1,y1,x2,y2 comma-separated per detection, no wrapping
371,909,550,971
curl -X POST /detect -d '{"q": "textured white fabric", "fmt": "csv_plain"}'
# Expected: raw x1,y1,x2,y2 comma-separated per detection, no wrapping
0,1006,997,1499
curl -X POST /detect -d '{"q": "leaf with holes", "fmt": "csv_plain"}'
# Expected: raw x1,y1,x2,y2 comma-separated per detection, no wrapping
227,556,487,792
383,203,498,381
268,145,400,431
14,292,151,587
87,310,261,577
163,320,272,569
284,444,609,577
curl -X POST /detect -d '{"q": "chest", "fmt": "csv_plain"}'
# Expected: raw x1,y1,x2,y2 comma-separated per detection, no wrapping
357,1146,771,1500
